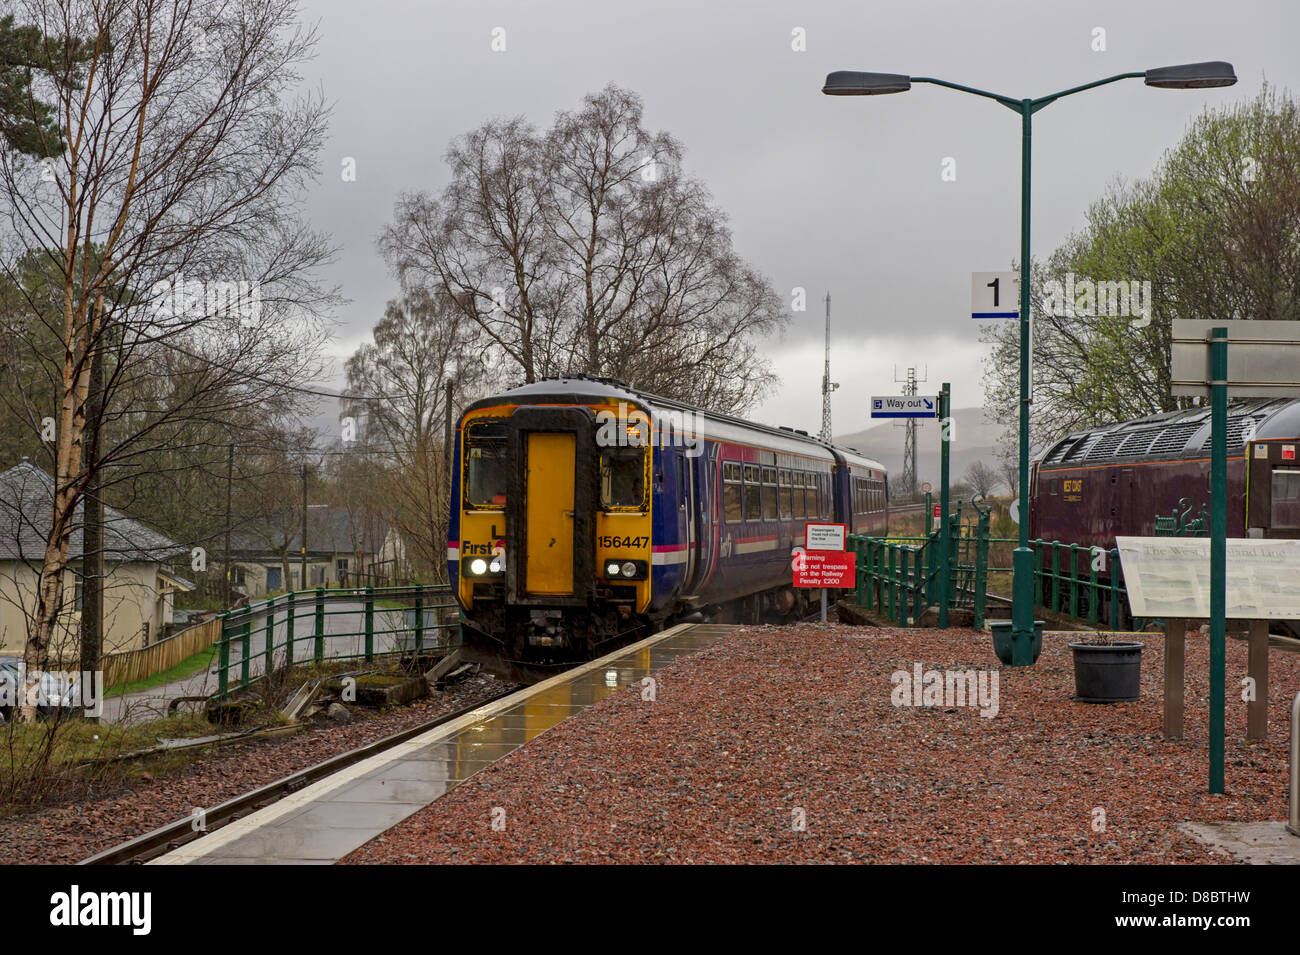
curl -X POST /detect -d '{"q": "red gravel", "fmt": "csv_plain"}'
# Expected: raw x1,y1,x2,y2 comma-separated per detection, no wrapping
344,625,1299,864
0,674,511,864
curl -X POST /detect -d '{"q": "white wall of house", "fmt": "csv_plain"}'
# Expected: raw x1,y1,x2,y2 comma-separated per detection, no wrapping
0,561,168,660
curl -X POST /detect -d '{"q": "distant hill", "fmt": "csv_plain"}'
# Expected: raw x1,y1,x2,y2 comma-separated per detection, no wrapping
834,406,1008,491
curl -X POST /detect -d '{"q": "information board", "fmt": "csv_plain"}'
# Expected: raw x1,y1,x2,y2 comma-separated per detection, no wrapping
805,522,846,551
1115,536,1300,619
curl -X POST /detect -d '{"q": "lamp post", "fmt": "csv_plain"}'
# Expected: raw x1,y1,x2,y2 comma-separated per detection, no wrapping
823,61,1236,665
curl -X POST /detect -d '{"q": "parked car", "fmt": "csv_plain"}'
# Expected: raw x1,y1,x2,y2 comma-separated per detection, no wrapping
0,656,81,720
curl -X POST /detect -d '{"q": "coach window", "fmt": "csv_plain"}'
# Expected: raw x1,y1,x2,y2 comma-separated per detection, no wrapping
723,461,742,522
465,420,508,508
743,465,762,521
600,447,647,510
762,466,778,520
1272,470,1300,530
793,473,807,519
778,470,792,518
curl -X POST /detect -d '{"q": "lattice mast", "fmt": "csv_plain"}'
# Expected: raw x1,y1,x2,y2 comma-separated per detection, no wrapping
894,365,927,496
820,293,838,441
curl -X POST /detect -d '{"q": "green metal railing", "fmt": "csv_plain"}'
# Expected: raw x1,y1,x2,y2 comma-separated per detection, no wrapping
214,584,460,701
1028,539,1141,630
848,498,991,628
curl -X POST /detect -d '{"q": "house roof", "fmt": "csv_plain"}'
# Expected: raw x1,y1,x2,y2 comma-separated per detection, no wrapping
0,459,186,563
230,505,388,557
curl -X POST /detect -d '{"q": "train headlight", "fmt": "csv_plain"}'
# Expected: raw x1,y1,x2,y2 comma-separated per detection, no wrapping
489,558,502,573
606,561,621,576
620,561,637,578
469,558,488,576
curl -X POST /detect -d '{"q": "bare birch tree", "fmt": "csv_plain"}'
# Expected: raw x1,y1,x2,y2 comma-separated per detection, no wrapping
0,0,334,717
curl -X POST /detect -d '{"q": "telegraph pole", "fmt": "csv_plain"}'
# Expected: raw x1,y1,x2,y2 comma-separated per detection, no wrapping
820,293,838,441
300,463,309,592
223,443,234,608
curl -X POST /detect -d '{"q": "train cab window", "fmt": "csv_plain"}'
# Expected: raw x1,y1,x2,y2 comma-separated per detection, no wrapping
1049,479,1059,496
1271,470,1300,530
600,447,647,510
762,467,778,520
779,470,792,518
465,421,508,508
723,461,742,522
743,464,762,521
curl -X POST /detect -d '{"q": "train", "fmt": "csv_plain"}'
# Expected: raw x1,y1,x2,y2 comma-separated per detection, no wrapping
448,375,888,679
1030,396,1300,547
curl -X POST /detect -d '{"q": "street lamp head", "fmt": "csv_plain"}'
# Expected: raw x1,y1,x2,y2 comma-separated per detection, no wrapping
822,71,911,95
1144,61,1237,89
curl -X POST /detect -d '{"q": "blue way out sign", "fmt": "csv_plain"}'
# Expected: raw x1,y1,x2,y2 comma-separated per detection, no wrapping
871,396,938,419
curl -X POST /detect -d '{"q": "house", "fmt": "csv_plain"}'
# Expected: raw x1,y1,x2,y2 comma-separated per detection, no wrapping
0,459,194,660
228,505,397,597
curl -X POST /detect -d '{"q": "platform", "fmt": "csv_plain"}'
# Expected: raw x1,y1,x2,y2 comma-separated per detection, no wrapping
151,623,735,865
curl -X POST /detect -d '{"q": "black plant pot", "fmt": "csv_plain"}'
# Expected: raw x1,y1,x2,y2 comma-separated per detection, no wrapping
1069,641,1145,703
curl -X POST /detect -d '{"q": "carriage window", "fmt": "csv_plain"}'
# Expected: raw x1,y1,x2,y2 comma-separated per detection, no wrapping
743,464,762,521
762,467,778,520
723,461,742,523
600,447,647,509
465,421,508,508
1271,470,1300,530
793,472,807,519
778,470,792,519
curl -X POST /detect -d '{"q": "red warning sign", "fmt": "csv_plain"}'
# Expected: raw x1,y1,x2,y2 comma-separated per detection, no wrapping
792,550,856,588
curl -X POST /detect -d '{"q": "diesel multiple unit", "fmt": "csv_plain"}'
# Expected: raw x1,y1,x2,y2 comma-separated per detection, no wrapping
449,376,888,678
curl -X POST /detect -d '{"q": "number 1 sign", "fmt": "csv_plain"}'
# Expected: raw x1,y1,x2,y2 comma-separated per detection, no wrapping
971,271,1020,319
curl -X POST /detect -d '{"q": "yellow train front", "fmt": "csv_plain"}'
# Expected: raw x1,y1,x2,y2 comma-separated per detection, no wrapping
449,376,889,681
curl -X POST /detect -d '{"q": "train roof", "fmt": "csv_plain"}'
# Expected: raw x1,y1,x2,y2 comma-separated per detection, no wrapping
1037,397,1300,468
462,375,887,473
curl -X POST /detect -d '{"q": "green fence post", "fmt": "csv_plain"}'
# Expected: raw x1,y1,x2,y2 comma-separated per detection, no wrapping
265,596,277,675
1068,543,1080,618
973,514,989,631
364,585,374,661
887,546,897,622
314,586,325,664
414,584,424,652
1051,541,1061,613
1033,540,1044,607
899,547,910,627
285,592,295,667
1088,552,1099,625
1109,548,1121,631
217,610,230,699
239,608,251,690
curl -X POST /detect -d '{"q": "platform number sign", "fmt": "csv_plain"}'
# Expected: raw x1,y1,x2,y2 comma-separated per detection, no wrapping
971,271,1020,320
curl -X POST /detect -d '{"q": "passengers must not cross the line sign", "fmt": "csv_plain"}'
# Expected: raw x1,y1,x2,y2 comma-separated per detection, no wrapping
870,395,938,419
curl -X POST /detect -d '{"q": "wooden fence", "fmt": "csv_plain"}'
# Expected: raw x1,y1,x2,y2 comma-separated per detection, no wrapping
102,616,223,688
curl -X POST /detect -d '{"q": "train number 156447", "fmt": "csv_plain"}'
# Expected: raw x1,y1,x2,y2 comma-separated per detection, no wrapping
598,535,649,549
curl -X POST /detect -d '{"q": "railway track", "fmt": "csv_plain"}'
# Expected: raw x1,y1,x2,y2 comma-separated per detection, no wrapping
79,687,516,866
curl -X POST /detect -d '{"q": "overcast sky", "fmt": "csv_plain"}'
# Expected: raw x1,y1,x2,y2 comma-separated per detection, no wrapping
293,0,1295,439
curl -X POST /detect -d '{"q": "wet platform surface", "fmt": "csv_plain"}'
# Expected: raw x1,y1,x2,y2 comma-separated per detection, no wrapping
1182,821,1300,864
153,623,735,865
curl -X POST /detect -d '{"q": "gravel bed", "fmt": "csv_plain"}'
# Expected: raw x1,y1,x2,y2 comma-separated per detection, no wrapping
0,673,511,865
344,625,1298,864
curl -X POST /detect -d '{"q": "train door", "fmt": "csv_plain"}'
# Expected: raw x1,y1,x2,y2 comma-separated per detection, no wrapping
505,405,596,606
1247,440,1300,539
680,453,702,592
524,432,576,594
